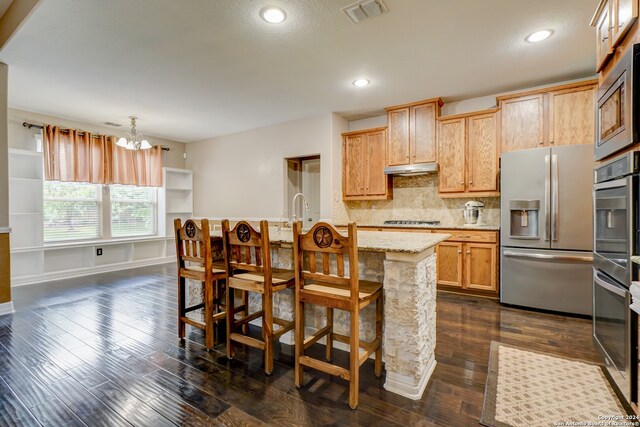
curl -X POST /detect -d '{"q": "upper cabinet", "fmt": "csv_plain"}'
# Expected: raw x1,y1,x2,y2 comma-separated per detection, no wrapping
437,109,500,197
500,94,544,152
592,0,638,72
385,98,443,167
342,127,392,201
498,80,597,153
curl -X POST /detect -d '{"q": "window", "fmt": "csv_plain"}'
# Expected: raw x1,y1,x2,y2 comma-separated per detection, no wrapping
110,186,156,237
43,182,157,243
44,182,102,242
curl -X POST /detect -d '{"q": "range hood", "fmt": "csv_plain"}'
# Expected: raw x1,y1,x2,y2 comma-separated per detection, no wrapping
383,163,438,176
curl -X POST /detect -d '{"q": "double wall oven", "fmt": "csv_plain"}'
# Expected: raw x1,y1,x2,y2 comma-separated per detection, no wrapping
593,151,639,404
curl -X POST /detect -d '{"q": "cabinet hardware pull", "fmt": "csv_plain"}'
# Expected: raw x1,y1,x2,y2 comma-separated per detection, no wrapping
619,21,625,28
467,251,471,255
459,181,465,185
609,26,615,30
457,250,462,254
469,181,473,185
602,36,609,41
539,141,544,145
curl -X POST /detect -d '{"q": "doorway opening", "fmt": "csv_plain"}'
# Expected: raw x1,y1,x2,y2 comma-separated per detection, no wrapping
285,155,320,228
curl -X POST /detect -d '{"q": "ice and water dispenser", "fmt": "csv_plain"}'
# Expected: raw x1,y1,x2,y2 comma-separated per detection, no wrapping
509,200,540,239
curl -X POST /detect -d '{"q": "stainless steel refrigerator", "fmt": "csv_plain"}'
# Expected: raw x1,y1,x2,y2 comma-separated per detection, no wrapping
500,144,594,315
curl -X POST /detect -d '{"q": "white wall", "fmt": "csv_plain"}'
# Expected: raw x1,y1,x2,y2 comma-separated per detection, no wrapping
0,64,8,229
8,108,187,169
187,114,347,221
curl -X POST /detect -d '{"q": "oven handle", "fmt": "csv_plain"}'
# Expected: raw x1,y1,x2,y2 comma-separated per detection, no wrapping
594,272,627,297
503,251,593,262
594,176,630,190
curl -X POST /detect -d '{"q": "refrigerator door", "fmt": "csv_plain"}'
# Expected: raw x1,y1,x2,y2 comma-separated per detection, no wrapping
550,144,595,251
500,247,594,315
501,147,550,249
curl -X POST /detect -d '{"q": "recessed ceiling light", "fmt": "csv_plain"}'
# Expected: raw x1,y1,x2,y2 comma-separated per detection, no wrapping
353,79,370,87
260,6,286,24
525,29,553,43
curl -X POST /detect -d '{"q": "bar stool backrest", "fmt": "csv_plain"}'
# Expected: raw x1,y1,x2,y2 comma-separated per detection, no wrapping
293,221,359,300
175,218,212,275
221,220,273,285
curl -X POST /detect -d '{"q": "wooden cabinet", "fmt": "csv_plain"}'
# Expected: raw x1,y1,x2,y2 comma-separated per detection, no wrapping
498,81,597,153
612,0,638,46
465,243,497,291
437,109,499,197
436,242,463,288
342,127,392,201
595,0,614,72
385,98,443,167
548,86,595,146
500,95,544,152
592,0,638,72
438,118,466,193
436,230,499,295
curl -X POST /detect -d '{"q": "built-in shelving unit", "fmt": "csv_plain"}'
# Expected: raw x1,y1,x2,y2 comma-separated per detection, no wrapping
7,126,192,285
159,167,194,239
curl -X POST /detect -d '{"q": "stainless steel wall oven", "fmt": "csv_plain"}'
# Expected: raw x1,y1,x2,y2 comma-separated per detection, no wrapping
593,151,639,404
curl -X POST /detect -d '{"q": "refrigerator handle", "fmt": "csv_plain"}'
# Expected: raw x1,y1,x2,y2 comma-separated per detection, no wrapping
544,154,550,241
551,154,558,242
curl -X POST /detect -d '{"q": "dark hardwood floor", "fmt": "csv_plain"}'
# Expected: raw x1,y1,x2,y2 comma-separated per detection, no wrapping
0,265,599,426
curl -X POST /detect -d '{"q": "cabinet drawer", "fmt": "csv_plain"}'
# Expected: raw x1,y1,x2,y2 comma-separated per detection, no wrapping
437,229,498,243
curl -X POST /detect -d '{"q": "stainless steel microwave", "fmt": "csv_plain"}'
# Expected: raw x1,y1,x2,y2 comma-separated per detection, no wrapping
596,43,640,161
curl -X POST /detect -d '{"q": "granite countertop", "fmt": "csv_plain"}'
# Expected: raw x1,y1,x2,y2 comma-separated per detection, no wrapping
335,223,500,231
211,228,451,254
632,256,640,265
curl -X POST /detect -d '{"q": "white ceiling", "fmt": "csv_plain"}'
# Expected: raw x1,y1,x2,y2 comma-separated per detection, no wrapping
0,0,598,142
0,0,12,18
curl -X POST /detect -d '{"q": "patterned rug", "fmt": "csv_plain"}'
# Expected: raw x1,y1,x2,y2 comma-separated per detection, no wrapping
480,341,633,427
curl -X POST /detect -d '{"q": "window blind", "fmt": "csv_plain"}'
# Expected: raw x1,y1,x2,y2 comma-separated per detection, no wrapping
43,182,102,242
110,185,156,237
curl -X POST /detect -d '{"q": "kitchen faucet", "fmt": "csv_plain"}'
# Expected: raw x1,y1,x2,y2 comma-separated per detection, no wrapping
291,192,310,224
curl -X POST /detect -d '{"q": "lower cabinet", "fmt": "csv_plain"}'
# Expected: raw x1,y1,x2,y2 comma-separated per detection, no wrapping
436,231,499,295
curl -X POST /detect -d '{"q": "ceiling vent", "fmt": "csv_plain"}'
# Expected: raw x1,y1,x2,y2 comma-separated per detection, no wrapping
342,0,388,24
104,121,122,127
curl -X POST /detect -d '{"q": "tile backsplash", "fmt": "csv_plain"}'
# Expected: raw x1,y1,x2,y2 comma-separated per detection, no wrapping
333,174,500,227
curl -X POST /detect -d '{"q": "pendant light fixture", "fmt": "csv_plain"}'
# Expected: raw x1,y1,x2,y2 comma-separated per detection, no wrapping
116,116,152,150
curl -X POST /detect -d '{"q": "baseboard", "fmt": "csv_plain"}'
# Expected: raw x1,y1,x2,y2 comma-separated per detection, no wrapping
0,301,15,316
11,257,174,287
383,354,436,400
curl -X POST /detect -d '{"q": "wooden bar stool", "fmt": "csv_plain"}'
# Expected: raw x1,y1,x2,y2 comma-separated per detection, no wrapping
175,218,227,350
221,219,295,375
292,221,383,409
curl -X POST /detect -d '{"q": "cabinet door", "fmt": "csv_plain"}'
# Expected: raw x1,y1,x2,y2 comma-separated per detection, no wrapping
596,0,613,72
438,118,466,193
410,103,437,163
500,95,545,152
436,242,463,287
387,108,410,166
343,135,365,197
613,0,637,47
467,112,498,193
365,130,387,196
548,86,595,147
465,243,497,292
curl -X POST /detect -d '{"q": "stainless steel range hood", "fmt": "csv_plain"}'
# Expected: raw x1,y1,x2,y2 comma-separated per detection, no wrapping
383,163,438,176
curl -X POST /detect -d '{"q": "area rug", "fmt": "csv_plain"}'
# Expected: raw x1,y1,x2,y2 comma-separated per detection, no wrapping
480,341,632,427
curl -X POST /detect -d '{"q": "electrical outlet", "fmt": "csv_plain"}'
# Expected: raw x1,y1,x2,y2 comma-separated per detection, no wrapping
96,248,102,256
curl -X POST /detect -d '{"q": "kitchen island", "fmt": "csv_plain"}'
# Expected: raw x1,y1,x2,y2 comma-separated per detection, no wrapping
208,227,450,400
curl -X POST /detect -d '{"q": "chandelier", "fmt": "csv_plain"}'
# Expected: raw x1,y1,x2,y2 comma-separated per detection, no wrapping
116,116,152,150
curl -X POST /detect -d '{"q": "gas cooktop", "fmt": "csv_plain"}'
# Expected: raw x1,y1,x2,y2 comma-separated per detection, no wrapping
383,220,441,226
